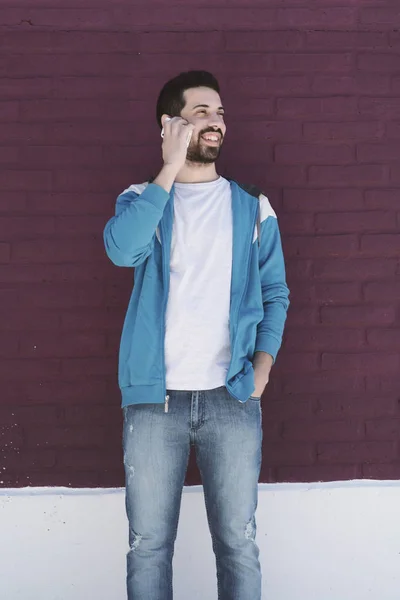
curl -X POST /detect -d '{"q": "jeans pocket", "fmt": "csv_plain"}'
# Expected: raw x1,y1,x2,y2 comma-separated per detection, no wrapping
248,396,261,402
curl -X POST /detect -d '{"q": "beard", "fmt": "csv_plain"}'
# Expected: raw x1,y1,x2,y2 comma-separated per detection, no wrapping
186,128,224,165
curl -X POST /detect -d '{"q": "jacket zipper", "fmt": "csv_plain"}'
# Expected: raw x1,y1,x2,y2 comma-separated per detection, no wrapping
226,203,258,402
159,218,170,412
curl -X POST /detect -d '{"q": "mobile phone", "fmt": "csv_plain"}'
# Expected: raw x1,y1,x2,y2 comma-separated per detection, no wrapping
161,117,193,147
186,128,193,147
160,117,171,139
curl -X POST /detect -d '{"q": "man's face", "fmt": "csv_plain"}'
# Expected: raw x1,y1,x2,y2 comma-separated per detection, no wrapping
180,87,226,164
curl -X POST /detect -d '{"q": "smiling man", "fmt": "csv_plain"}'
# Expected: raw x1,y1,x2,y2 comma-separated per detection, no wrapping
103,71,290,600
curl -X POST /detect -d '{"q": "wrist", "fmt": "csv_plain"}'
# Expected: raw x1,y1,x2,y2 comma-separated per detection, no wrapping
153,164,180,193
253,351,273,371
162,161,180,173
252,352,273,393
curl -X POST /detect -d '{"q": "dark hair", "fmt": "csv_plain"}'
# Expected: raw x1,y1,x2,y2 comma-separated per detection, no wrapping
156,70,220,129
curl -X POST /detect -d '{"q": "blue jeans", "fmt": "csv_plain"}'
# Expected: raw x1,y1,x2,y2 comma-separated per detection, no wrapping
123,386,262,600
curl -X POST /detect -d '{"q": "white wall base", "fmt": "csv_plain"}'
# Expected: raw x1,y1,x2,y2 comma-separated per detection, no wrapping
1,481,400,600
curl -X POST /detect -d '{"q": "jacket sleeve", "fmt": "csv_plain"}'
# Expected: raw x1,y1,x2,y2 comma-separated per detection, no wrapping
103,183,170,267
255,214,290,362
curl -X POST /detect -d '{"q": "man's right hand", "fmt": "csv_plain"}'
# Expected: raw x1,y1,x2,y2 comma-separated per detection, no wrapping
161,117,195,172
153,117,195,193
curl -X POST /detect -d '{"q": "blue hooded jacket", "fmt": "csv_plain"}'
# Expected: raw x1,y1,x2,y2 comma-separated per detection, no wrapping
103,179,290,408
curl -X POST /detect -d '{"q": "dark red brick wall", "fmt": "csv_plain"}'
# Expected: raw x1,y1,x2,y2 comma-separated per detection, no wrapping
1,1,399,487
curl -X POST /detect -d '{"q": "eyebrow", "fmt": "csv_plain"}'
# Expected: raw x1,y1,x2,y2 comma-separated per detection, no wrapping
192,104,225,111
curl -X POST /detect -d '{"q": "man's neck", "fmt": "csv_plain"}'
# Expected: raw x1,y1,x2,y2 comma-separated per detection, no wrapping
174,161,219,184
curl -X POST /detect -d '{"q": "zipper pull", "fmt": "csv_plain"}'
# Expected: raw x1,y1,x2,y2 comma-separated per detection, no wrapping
164,395,170,413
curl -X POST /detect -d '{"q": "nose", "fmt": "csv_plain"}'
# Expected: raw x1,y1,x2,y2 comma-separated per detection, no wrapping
208,112,225,129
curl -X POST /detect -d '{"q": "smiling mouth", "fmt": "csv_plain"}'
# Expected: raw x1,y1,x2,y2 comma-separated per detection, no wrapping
201,134,220,144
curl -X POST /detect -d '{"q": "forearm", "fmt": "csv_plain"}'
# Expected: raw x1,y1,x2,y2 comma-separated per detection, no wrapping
255,287,289,361
253,350,273,376
252,351,274,396
257,215,290,361
153,163,180,193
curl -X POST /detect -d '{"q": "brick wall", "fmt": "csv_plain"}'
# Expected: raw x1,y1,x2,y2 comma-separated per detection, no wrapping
1,0,399,487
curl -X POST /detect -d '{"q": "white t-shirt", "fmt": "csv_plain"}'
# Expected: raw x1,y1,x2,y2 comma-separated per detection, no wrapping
165,176,233,390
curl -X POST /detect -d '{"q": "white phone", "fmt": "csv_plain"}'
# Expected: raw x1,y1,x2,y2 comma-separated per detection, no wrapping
161,117,192,147
160,117,171,139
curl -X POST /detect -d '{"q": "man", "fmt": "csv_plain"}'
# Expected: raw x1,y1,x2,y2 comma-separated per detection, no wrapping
103,70,289,600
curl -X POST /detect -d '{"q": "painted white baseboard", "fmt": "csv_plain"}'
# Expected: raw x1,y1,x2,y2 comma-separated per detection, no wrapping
1,481,400,600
